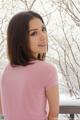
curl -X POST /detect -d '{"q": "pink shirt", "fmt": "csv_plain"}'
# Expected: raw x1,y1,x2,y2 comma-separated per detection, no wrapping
1,60,58,120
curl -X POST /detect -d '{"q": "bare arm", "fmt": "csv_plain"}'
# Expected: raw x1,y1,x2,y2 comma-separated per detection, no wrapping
45,85,59,120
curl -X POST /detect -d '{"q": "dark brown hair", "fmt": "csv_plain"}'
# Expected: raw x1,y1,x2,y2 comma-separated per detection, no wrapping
7,11,47,67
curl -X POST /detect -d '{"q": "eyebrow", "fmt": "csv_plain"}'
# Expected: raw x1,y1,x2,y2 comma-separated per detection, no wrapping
28,28,38,32
28,25,45,32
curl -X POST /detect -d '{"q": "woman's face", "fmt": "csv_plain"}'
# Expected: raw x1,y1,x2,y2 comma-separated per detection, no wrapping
28,18,48,57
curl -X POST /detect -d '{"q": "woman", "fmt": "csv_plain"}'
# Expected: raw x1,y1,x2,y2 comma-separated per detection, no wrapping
0,11,59,120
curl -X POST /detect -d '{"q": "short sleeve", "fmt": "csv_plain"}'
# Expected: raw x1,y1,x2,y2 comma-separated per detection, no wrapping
45,66,58,90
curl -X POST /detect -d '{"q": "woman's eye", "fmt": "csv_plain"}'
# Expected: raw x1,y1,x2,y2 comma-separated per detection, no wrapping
30,31,37,36
42,27,47,32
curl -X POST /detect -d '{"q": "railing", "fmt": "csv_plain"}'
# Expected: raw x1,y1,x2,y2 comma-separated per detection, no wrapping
60,94,80,120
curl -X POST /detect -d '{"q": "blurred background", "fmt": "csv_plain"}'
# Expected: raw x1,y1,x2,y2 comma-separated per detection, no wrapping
0,0,80,119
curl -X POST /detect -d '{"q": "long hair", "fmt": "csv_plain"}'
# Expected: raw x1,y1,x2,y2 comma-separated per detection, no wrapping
7,11,47,67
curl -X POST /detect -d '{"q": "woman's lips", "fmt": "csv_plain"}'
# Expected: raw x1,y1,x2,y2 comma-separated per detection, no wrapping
38,44,47,47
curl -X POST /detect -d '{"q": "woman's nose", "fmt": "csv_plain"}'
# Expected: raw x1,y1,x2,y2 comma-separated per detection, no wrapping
40,32,46,40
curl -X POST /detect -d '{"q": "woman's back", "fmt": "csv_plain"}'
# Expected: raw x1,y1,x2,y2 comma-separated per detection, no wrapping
1,60,58,120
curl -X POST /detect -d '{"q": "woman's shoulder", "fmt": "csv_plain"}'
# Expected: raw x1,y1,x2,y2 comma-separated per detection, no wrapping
36,60,56,72
2,60,56,73
1,64,10,75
